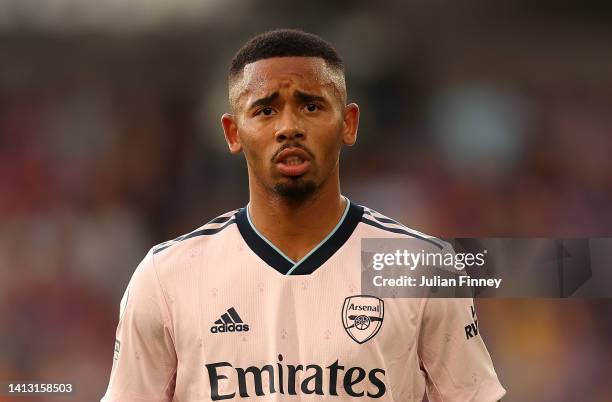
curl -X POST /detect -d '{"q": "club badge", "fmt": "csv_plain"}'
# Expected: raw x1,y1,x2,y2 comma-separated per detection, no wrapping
342,295,384,344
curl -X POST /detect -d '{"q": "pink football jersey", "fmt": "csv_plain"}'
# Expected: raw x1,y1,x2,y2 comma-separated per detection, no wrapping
101,199,506,401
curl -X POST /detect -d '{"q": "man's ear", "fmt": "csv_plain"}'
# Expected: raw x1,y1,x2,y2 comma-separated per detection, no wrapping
342,103,359,146
221,113,242,154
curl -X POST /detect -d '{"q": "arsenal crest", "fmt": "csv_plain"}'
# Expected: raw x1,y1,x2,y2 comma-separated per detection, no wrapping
342,295,384,344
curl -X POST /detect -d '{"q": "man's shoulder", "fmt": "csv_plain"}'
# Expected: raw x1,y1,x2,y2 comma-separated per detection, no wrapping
356,204,452,252
150,208,240,260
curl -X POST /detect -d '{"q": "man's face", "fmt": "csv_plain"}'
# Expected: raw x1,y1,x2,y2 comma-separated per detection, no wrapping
222,57,358,201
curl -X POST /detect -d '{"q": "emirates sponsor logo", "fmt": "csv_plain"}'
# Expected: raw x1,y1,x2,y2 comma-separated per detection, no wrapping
206,354,386,400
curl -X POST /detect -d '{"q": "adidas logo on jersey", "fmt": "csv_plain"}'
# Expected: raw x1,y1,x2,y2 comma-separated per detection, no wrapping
210,307,250,333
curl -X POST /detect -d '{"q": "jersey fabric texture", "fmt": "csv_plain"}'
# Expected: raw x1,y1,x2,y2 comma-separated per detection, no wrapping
102,199,506,401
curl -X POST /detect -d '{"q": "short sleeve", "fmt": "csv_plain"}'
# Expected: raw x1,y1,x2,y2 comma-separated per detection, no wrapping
418,298,506,402
101,249,177,402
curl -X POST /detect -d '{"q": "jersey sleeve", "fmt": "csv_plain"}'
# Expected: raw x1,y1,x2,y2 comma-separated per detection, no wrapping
417,297,506,402
101,249,177,402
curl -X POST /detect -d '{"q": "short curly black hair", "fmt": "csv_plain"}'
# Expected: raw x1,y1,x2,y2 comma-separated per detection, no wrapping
229,29,344,79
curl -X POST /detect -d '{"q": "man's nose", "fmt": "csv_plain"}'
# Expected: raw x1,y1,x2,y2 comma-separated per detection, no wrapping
274,109,305,142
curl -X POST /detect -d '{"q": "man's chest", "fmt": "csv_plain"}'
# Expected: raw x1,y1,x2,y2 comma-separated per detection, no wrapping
161,255,424,400
168,256,421,350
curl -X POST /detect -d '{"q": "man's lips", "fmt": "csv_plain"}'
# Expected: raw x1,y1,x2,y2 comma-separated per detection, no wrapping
274,148,311,177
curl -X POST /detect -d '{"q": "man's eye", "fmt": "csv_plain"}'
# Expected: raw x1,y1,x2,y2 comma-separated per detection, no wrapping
261,107,273,116
305,103,318,112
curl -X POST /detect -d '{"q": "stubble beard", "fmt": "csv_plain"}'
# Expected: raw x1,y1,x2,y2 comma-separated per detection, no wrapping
268,142,320,203
273,177,317,203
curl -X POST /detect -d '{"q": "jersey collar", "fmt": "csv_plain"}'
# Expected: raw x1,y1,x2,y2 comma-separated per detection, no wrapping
235,198,364,275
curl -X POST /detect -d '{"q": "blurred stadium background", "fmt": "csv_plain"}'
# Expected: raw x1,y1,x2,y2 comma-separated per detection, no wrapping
1,1,611,401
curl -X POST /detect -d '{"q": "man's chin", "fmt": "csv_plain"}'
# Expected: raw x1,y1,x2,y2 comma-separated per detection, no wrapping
273,178,317,202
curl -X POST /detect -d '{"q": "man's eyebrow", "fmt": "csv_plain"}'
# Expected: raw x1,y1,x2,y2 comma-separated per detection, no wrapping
248,92,279,110
294,90,326,103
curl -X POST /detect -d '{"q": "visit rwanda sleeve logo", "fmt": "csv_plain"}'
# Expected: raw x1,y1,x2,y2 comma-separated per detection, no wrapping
113,339,120,361
342,295,384,344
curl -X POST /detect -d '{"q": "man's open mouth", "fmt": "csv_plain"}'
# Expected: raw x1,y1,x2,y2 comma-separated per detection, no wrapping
275,148,312,177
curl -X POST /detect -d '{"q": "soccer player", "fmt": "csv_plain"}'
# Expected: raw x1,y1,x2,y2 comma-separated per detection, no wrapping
102,29,505,401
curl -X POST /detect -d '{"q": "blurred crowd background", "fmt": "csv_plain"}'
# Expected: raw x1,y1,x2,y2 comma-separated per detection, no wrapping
1,1,611,401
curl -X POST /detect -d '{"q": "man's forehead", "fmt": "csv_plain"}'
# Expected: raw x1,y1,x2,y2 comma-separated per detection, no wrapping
243,57,332,82
230,57,345,107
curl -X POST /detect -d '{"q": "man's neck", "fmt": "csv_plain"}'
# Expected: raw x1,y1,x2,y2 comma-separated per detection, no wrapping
247,182,347,262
